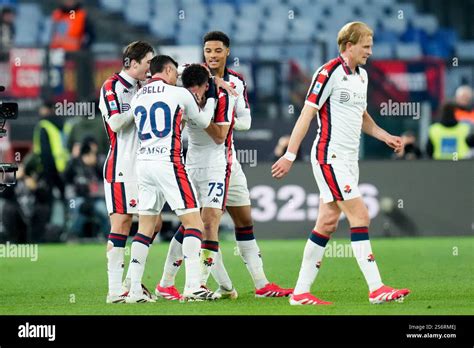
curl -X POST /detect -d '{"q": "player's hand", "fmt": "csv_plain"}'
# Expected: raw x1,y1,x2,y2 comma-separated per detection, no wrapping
385,134,403,153
271,157,293,179
214,76,238,97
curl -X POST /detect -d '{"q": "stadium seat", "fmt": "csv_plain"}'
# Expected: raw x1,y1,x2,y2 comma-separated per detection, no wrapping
99,0,125,13
256,45,283,61
124,0,151,26
39,18,52,46
455,41,474,60
395,42,422,59
231,45,255,61
149,16,177,40
209,3,236,18
381,17,407,35
413,14,439,35
289,19,316,43
423,40,451,59
238,2,263,21
260,21,289,43
372,43,393,59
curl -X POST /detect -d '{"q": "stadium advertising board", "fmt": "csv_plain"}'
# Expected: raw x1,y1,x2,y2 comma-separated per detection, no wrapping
245,161,473,238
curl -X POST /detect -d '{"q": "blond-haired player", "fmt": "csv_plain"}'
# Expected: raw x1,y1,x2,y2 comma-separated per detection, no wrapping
272,22,410,305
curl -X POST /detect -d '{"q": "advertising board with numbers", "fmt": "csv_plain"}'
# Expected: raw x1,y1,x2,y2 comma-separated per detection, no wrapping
243,160,472,239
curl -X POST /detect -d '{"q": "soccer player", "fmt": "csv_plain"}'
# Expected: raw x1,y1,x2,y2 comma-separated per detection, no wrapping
126,56,219,302
272,22,411,305
156,31,293,300
99,41,160,304
155,63,235,300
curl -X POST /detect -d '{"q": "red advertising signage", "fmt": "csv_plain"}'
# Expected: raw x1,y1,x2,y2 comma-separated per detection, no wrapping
9,48,45,98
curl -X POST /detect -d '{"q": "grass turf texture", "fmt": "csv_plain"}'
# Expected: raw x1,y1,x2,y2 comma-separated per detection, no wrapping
1,236,473,315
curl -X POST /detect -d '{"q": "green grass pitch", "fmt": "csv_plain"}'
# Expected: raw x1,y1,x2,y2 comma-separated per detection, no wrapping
1,236,473,315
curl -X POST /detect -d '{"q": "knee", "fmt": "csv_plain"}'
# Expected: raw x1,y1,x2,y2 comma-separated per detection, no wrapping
316,215,339,234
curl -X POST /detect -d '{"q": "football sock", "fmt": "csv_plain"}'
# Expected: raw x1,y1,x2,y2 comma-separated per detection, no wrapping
200,240,219,286
107,233,127,296
129,233,152,296
210,249,233,290
160,225,184,288
182,228,203,292
294,230,330,295
124,231,159,287
350,227,383,292
235,226,268,289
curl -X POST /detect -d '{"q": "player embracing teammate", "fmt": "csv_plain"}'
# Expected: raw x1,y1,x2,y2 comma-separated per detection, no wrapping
99,41,160,303
156,32,293,300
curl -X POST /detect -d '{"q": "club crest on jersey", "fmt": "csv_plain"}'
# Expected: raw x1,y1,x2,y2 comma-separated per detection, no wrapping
367,254,375,262
173,259,183,267
129,199,137,207
316,261,322,269
344,185,352,193
230,82,236,89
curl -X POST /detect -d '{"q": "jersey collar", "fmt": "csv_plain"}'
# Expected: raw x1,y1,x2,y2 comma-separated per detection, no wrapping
223,67,230,82
338,55,360,75
116,70,137,88
146,77,169,84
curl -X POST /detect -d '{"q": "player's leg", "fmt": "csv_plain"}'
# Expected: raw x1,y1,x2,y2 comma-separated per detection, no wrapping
336,197,410,303
290,199,339,305
126,213,158,303
155,224,184,300
177,210,218,300
225,164,293,297
123,214,162,293
200,207,223,284
163,162,218,301
106,213,133,303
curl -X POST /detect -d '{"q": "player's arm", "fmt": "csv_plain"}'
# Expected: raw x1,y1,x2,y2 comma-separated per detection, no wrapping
183,88,216,129
362,110,402,153
271,104,318,178
233,80,252,131
205,89,235,144
272,66,333,179
101,85,133,132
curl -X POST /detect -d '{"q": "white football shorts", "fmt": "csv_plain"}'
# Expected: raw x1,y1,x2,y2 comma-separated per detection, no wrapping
137,160,200,216
104,180,138,215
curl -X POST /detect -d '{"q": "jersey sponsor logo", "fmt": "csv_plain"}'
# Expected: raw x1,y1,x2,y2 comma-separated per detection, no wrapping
131,258,140,264
141,146,169,155
211,197,220,204
218,92,226,98
342,76,348,82
105,90,115,97
122,103,131,111
352,92,367,106
320,69,329,77
340,91,351,103
123,89,129,93
118,172,123,176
